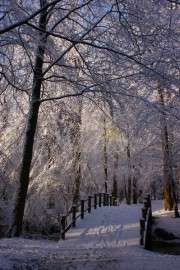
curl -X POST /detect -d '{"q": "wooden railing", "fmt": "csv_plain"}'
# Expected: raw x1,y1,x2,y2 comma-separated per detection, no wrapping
140,193,152,250
60,193,117,240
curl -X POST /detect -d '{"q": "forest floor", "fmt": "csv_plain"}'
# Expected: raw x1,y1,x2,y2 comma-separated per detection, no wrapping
151,200,180,255
0,200,180,270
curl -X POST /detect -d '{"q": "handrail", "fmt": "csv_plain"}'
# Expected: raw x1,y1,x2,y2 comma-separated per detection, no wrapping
60,193,117,240
139,193,152,250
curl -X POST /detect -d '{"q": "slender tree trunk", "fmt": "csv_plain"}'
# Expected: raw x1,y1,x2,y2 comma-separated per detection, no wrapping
112,151,118,199
103,117,108,193
124,179,128,204
132,178,137,204
132,166,138,204
72,100,82,204
104,96,118,196
7,1,48,237
126,140,131,205
158,87,179,217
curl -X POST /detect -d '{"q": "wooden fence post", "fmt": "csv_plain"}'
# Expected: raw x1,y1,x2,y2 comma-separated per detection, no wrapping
88,196,92,213
103,193,107,206
142,208,147,221
61,215,66,240
81,200,85,219
106,194,109,206
144,200,149,212
140,193,152,250
99,193,102,207
140,218,145,245
94,194,97,209
72,205,77,228
110,195,112,206
144,209,152,250
112,197,115,206
144,194,151,207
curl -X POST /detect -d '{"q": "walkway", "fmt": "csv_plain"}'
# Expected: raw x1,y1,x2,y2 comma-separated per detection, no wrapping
1,202,180,270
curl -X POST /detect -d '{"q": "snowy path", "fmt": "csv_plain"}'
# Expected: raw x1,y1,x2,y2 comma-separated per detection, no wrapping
1,203,180,269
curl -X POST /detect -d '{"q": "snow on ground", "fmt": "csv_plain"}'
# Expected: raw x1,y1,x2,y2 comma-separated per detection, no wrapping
152,200,180,240
0,201,180,270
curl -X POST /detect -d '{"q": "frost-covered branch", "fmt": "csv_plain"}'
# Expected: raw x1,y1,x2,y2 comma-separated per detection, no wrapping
0,0,60,35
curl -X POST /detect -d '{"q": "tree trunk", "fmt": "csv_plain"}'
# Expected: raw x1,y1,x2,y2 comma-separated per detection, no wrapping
164,182,173,211
112,151,118,199
7,1,48,237
132,166,138,204
158,87,179,217
132,177,137,204
126,141,131,205
124,180,128,204
72,100,82,204
103,117,108,193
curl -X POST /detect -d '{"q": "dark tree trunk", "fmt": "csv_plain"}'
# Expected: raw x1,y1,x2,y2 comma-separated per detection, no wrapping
7,1,48,237
132,166,138,204
132,176,137,204
72,100,82,204
124,181,128,204
126,142,131,205
164,182,173,211
103,117,108,193
112,151,118,199
158,88,179,217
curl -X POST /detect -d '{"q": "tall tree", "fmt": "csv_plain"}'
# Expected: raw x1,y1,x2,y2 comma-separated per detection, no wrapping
7,0,48,237
158,87,179,217
72,98,83,203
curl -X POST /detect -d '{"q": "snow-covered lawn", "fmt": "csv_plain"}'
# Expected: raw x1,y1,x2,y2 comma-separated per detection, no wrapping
0,201,180,270
152,200,180,241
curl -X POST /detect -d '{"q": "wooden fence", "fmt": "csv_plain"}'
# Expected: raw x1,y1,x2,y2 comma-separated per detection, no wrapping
60,193,117,240
140,193,152,250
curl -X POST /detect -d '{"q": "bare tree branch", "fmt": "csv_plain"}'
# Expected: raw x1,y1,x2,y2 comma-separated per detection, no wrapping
0,0,60,35
166,0,180,5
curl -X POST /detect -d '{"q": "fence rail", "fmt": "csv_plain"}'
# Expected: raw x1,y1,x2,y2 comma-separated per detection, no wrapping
140,193,152,250
60,193,117,240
